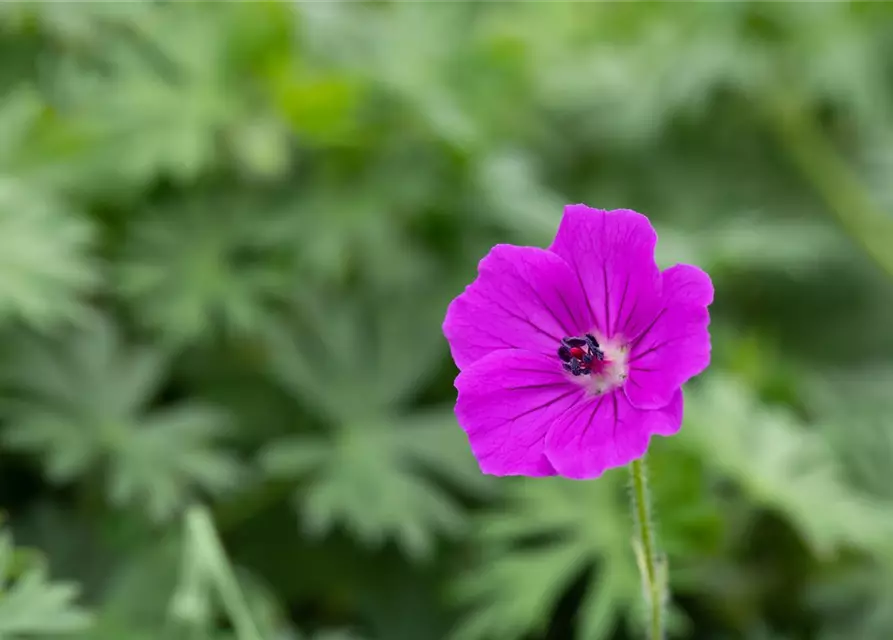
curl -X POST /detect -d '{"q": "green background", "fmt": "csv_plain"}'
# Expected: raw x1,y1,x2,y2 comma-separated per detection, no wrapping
1,2,893,639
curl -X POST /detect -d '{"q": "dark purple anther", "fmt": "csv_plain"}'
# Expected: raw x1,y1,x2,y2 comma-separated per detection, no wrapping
558,334,605,376
585,334,605,361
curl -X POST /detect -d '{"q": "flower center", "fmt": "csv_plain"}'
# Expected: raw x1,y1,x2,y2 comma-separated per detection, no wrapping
557,334,604,376
557,333,629,395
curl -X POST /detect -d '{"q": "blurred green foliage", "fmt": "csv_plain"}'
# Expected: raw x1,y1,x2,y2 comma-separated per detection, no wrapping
1,1,893,639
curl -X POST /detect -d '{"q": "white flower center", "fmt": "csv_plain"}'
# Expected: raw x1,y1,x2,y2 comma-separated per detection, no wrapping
578,334,630,396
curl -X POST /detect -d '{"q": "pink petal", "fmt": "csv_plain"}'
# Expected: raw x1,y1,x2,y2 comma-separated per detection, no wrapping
624,264,713,410
443,244,592,371
548,205,662,340
544,389,683,479
454,349,585,477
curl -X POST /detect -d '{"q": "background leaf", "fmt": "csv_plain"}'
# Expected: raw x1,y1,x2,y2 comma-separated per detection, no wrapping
0,530,92,638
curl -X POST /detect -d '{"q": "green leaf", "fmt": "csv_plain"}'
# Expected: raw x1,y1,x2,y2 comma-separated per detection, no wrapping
0,1,153,44
804,366,893,501
116,197,293,345
0,315,244,521
269,61,363,146
0,88,44,167
261,411,492,560
263,289,450,422
0,530,92,638
0,179,97,328
107,405,245,522
282,168,441,289
450,474,643,640
682,374,893,558
48,3,290,187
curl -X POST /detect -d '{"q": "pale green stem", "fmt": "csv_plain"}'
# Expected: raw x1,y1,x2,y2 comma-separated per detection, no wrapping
630,455,666,640
185,505,264,640
765,87,893,280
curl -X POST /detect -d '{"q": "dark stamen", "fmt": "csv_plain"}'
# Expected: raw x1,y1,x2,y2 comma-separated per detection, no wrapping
558,334,605,376
585,334,605,361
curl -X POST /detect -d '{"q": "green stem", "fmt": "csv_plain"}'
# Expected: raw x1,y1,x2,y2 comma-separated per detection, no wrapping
630,456,665,640
764,87,893,280
186,505,264,640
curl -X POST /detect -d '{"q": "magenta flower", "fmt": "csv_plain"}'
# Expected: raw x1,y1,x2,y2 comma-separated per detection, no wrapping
443,205,713,479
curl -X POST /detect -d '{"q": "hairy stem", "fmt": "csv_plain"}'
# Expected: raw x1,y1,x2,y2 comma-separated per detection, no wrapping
630,455,666,640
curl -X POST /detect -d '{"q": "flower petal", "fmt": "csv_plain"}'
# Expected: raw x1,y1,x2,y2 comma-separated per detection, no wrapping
454,349,585,476
548,205,662,340
443,244,592,370
624,264,713,410
544,389,683,479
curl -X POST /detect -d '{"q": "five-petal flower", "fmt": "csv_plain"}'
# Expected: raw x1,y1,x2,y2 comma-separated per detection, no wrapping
443,204,713,479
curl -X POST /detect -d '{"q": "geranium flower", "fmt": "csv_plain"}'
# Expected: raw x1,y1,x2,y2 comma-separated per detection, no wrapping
443,205,713,479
